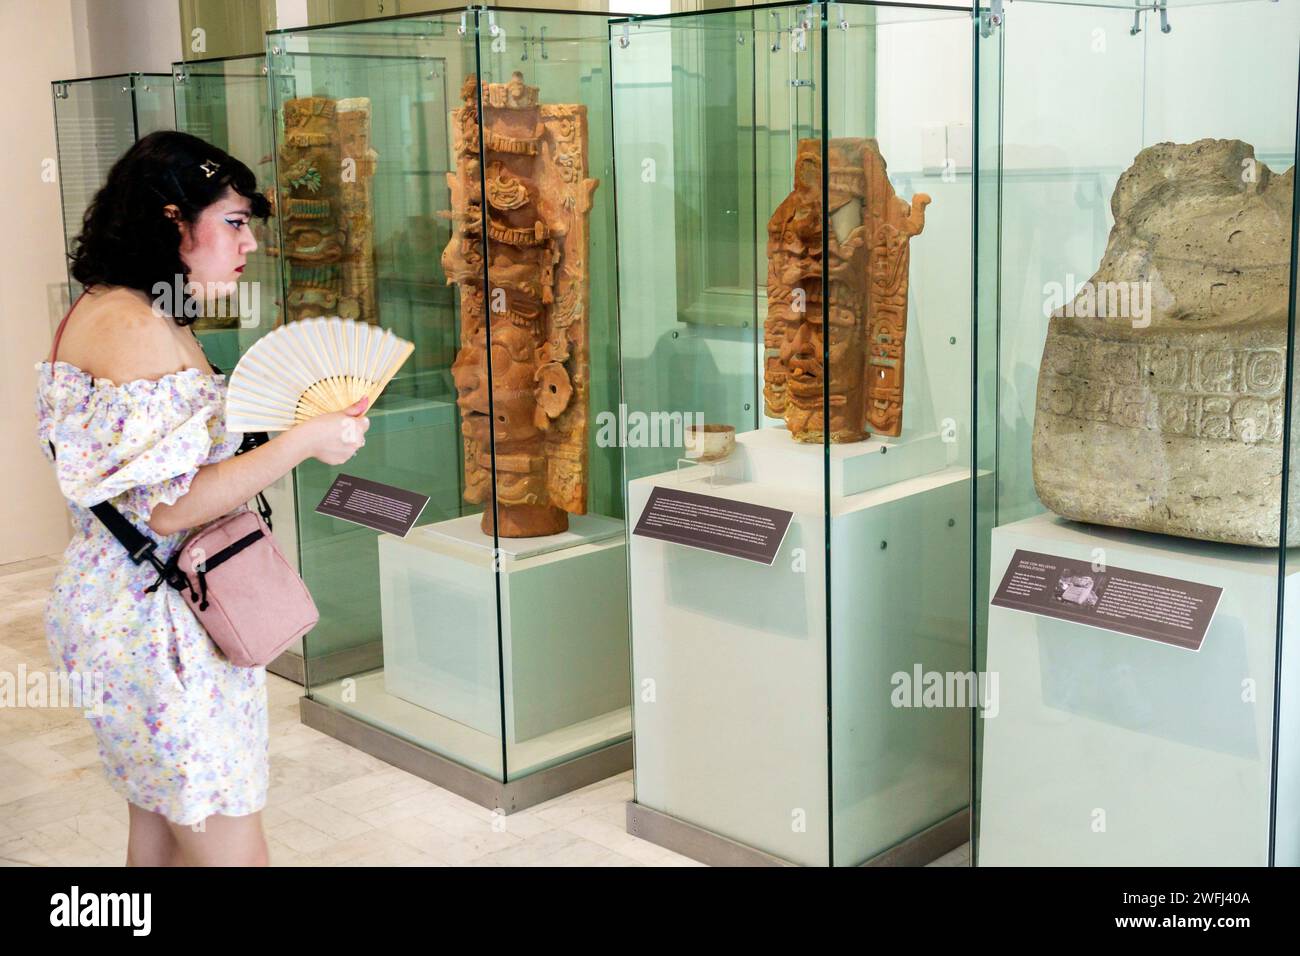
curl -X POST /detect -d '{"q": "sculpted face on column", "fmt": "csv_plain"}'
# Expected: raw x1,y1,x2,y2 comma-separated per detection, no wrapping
442,72,598,538
764,137,928,444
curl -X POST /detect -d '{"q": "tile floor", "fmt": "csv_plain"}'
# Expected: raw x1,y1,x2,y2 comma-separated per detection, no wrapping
0,553,968,867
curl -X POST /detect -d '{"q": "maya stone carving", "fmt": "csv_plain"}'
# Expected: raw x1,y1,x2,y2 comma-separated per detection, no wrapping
1033,138,1297,547
277,96,379,324
442,73,599,538
764,138,929,443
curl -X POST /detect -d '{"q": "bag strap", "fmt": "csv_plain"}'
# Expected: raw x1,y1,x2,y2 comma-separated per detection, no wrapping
45,292,273,589
87,500,186,593
48,290,88,374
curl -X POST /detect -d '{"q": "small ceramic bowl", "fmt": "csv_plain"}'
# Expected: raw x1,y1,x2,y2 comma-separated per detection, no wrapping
684,423,736,463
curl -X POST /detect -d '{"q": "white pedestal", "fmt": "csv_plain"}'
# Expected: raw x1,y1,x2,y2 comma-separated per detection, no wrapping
629,427,969,866
979,513,1300,866
379,513,630,745
733,426,949,497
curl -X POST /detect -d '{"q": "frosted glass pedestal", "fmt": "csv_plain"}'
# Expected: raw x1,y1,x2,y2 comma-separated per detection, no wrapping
379,513,630,747
629,428,969,866
979,513,1300,866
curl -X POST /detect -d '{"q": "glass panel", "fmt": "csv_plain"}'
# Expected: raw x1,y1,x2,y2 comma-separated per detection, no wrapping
1281,46,1300,866
971,0,1003,862
974,0,1300,865
173,57,279,353
52,76,139,293
825,0,974,867
132,73,176,136
613,4,833,867
474,8,632,780
173,52,300,622
268,13,505,780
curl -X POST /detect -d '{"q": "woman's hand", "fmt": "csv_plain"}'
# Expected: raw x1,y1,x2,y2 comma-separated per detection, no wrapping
149,398,372,536
291,398,372,466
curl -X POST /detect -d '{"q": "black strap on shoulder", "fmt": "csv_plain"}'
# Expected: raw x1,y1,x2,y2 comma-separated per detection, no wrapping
237,431,273,531
87,499,183,591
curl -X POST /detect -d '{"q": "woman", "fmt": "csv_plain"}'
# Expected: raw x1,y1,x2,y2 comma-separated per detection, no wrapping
36,130,369,866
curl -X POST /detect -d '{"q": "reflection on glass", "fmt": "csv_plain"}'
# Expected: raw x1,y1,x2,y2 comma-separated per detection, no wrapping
973,0,1300,866
615,1,973,866
270,8,632,786
53,74,176,295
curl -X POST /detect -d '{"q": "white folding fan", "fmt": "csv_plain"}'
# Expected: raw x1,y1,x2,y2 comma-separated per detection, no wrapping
225,317,415,431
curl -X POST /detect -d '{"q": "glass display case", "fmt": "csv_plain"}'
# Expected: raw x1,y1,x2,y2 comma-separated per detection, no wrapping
173,52,306,680
51,73,175,294
266,5,630,812
973,0,1300,865
613,1,976,866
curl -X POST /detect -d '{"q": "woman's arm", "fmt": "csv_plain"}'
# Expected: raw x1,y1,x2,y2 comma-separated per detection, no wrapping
61,294,370,536
148,405,370,536
148,429,306,536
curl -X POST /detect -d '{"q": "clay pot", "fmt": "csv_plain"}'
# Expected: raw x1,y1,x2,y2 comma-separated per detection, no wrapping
684,423,736,463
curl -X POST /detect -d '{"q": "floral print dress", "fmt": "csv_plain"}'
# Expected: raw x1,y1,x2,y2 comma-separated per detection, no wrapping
35,360,268,825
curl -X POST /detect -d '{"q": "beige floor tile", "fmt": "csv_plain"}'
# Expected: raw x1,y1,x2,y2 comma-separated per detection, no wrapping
3,560,698,868
0,554,62,579
0,834,58,867
491,809,559,840
311,767,432,816
269,818,336,856
266,752,361,805
468,826,588,867
561,814,647,855
357,788,461,829
544,838,641,867
267,834,315,867
68,809,130,853
267,720,330,755
383,815,522,866
339,842,430,867
277,794,373,841
2,736,79,775
392,853,450,867
304,827,424,867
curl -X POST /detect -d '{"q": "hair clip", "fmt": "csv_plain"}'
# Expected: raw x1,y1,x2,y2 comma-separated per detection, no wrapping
199,159,221,178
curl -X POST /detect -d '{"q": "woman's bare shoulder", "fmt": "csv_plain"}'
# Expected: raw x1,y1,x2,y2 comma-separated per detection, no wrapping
58,288,189,384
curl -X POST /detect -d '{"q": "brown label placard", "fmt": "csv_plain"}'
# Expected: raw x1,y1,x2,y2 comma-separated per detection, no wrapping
633,486,793,565
315,473,430,537
991,548,1222,651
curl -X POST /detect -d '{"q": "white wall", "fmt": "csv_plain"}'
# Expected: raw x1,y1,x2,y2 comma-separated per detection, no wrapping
72,0,182,74
1,0,182,566
0,1,82,564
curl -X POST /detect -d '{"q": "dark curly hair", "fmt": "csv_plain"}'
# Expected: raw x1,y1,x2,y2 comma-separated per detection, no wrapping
68,130,272,326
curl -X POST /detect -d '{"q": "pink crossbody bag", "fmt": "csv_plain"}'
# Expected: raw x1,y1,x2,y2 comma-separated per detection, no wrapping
48,294,319,668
